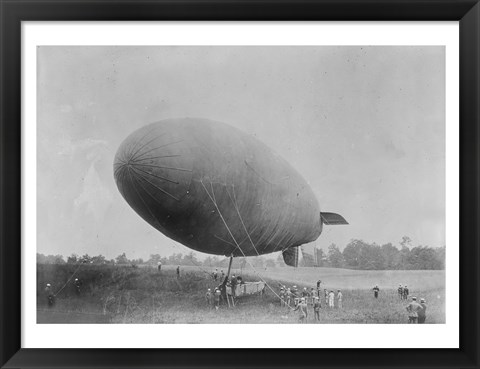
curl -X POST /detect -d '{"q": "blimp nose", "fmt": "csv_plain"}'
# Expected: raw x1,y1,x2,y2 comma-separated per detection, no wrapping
113,123,193,227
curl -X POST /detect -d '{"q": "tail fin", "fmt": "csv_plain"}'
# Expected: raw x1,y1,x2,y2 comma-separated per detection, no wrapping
320,212,348,225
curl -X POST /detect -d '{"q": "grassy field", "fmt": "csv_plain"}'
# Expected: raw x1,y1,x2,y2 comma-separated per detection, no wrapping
37,264,445,324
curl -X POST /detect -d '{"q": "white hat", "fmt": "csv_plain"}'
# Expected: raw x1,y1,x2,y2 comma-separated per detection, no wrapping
75,278,78,281
46,283,51,287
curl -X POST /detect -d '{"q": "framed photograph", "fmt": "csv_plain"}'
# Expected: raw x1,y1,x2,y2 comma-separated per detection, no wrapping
1,1,479,368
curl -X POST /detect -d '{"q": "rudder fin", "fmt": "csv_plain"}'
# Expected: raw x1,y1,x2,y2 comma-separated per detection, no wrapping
282,247,299,267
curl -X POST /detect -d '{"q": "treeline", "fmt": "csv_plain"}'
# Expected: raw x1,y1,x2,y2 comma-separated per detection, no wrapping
36,251,277,269
37,236,445,270
316,237,445,270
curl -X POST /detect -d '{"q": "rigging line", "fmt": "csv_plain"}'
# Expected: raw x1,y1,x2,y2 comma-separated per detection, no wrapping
128,168,163,229
130,154,182,163
126,125,164,159
132,169,180,201
132,163,192,173
209,181,217,204
130,166,179,185
53,263,83,297
225,185,292,308
226,185,260,257
130,168,173,213
200,180,293,310
133,140,185,161
129,131,168,161
214,234,237,248
114,164,127,177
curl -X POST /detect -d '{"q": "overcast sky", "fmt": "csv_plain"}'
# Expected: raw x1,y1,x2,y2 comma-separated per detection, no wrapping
37,46,445,260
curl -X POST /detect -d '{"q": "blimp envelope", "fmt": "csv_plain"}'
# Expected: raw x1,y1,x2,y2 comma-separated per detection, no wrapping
114,118,346,259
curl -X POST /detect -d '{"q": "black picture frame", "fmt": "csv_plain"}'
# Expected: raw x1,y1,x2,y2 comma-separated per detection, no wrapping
1,1,479,368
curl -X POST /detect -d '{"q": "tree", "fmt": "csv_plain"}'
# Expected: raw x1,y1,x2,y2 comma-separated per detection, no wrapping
148,254,162,266
315,248,326,267
381,243,400,269
183,251,199,266
115,252,129,265
342,239,363,268
327,244,344,268
91,255,106,264
80,254,93,264
67,254,79,264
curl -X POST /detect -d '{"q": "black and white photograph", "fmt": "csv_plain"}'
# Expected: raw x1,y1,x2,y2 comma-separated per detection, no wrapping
36,45,446,326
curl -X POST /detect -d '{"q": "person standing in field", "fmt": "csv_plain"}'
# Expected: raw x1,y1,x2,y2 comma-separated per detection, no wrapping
157,261,162,272
73,278,82,296
337,290,343,309
316,280,322,298
324,289,329,306
328,290,335,308
286,288,292,307
279,287,285,307
213,269,218,281
176,266,180,278
294,297,308,323
403,285,409,300
214,288,221,310
291,285,298,298
205,288,213,307
301,287,309,305
313,297,321,321
45,283,55,307
309,287,316,306
397,284,403,299
418,298,427,324
220,270,225,281
406,296,423,323
230,274,237,298
373,285,380,299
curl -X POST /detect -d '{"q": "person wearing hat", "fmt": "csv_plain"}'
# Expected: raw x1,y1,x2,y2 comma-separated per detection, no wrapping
74,278,82,295
214,288,222,310
373,285,380,299
324,289,329,306
397,284,403,300
403,285,409,300
418,298,427,324
328,290,335,308
205,288,213,307
309,287,316,306
279,287,285,307
45,283,55,306
406,296,423,323
291,285,298,298
286,288,292,307
316,280,322,301
313,297,321,321
294,297,308,323
157,261,162,272
230,274,237,298
337,289,343,309
212,269,218,281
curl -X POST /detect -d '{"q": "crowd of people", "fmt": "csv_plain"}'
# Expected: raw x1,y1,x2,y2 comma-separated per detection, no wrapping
277,280,344,323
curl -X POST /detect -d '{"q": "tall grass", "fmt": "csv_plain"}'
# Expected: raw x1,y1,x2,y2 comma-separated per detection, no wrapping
37,264,445,324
